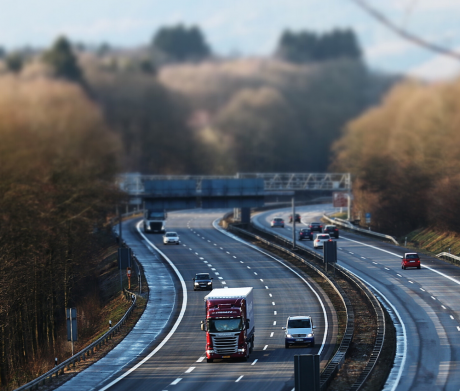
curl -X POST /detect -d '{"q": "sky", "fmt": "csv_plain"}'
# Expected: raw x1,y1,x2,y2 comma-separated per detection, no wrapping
2,0,460,81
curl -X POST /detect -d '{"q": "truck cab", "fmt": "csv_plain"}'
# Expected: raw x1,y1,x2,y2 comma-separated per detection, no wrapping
202,287,254,363
143,209,167,233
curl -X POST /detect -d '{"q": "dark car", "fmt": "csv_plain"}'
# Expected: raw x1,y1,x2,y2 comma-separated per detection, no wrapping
323,225,339,238
193,273,213,291
289,214,301,223
299,228,313,241
309,222,323,232
271,217,285,228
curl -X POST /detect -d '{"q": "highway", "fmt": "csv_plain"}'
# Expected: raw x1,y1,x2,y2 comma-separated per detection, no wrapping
253,204,460,391
60,209,337,391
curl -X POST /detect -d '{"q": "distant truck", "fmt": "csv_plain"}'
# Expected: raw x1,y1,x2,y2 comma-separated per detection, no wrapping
202,287,254,363
143,209,167,233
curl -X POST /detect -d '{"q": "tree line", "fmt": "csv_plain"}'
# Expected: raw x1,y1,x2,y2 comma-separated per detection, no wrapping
0,75,123,387
331,79,460,236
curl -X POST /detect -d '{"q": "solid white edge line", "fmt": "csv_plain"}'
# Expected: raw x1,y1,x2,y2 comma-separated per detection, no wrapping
213,219,329,356
342,268,406,391
98,221,188,391
341,236,460,286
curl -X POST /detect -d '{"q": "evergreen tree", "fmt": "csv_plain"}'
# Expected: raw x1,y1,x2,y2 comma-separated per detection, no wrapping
43,36,83,83
152,24,211,62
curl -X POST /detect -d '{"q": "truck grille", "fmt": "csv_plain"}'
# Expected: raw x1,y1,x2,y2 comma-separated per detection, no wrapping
211,334,239,354
149,222,162,230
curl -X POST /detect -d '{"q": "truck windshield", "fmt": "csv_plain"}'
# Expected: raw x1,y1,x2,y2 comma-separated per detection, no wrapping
148,212,165,219
208,318,242,332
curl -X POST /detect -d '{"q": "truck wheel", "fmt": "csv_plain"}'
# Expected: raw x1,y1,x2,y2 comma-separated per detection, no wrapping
285,342,289,349
207,358,213,363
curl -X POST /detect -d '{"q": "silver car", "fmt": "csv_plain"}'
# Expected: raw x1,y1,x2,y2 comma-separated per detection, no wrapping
163,232,180,245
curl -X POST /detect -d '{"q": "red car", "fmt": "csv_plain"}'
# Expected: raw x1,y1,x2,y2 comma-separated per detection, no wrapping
401,253,421,270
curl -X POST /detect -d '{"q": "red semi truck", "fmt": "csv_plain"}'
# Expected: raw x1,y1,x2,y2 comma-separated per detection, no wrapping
201,287,254,363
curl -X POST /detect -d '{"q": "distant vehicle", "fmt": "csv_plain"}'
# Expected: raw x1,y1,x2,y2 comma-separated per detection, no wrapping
309,222,323,232
401,253,421,270
299,228,313,241
163,231,180,245
271,217,285,228
289,214,301,223
313,234,331,248
193,273,213,291
144,209,167,233
202,287,254,362
282,316,315,348
323,225,339,238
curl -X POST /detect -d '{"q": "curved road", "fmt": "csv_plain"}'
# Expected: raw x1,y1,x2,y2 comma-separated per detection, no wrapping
254,204,460,391
59,209,338,391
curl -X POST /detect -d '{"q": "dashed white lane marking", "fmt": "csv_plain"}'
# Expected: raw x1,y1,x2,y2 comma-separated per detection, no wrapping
221,281,227,285
211,268,216,271
220,247,224,250
385,268,390,270
195,252,199,255
240,261,244,264
207,264,212,267
431,296,436,300
420,288,425,291
373,262,378,265
361,257,366,259
451,315,455,320
214,244,217,246
203,261,208,263
274,311,277,315
235,376,243,382
457,326,460,332
185,367,195,373
260,279,264,282
183,244,186,247
199,257,204,260
273,321,276,325
263,345,268,350
218,277,223,280
233,256,237,259
272,302,276,305
408,281,413,284
226,251,230,254
254,272,258,275
196,356,205,362
224,286,228,289
265,286,269,289
208,240,211,243
270,332,274,337
189,248,192,251
171,378,182,385
251,359,258,366
247,266,251,269
269,293,272,297
397,274,402,277
349,252,354,254
215,272,220,275
442,305,447,309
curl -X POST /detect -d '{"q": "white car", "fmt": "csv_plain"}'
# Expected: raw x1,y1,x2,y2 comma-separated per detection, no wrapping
282,316,315,348
163,232,180,245
313,233,331,248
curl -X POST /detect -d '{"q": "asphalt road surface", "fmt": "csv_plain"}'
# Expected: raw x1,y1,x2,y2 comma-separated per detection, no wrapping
254,204,460,391
58,209,338,391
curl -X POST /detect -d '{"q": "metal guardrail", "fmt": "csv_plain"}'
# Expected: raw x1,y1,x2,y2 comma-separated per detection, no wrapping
323,215,399,245
436,252,460,265
228,221,386,391
15,290,137,391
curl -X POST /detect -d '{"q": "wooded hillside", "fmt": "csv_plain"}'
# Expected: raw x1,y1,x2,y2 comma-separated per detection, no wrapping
332,78,460,235
0,75,123,386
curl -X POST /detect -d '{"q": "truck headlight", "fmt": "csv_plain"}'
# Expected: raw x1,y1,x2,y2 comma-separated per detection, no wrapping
206,349,215,354
237,348,246,353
